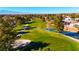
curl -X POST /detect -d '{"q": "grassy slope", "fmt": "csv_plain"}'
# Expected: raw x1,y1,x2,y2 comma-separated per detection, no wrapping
14,18,79,51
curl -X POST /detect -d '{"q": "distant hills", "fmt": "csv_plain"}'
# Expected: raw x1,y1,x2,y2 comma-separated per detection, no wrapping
0,10,24,14
0,9,79,15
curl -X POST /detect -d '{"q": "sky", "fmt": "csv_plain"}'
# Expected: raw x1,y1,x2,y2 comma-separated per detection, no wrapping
0,7,79,14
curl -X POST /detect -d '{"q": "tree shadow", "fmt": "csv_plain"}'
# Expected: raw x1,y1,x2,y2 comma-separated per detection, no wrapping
16,26,36,31
11,41,50,51
30,27,36,29
24,21,35,24
23,26,36,30
16,31,30,39
17,31,30,35
61,31,79,39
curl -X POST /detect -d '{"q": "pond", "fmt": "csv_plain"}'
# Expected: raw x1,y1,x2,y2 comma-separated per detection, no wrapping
61,31,79,39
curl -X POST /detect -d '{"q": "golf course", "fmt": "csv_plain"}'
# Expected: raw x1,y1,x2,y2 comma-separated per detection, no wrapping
12,17,79,51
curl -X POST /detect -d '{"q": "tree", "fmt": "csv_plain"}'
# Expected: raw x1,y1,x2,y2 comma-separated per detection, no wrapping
74,24,79,33
15,16,25,26
53,15,64,32
0,18,16,51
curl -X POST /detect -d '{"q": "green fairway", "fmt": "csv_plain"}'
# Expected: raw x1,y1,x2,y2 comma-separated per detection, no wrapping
13,18,79,51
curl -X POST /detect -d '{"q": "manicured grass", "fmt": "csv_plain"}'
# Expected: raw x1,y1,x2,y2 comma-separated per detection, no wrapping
20,29,79,51
13,24,25,32
13,18,79,51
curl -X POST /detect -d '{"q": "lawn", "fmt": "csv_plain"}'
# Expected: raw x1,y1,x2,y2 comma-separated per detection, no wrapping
13,18,79,51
